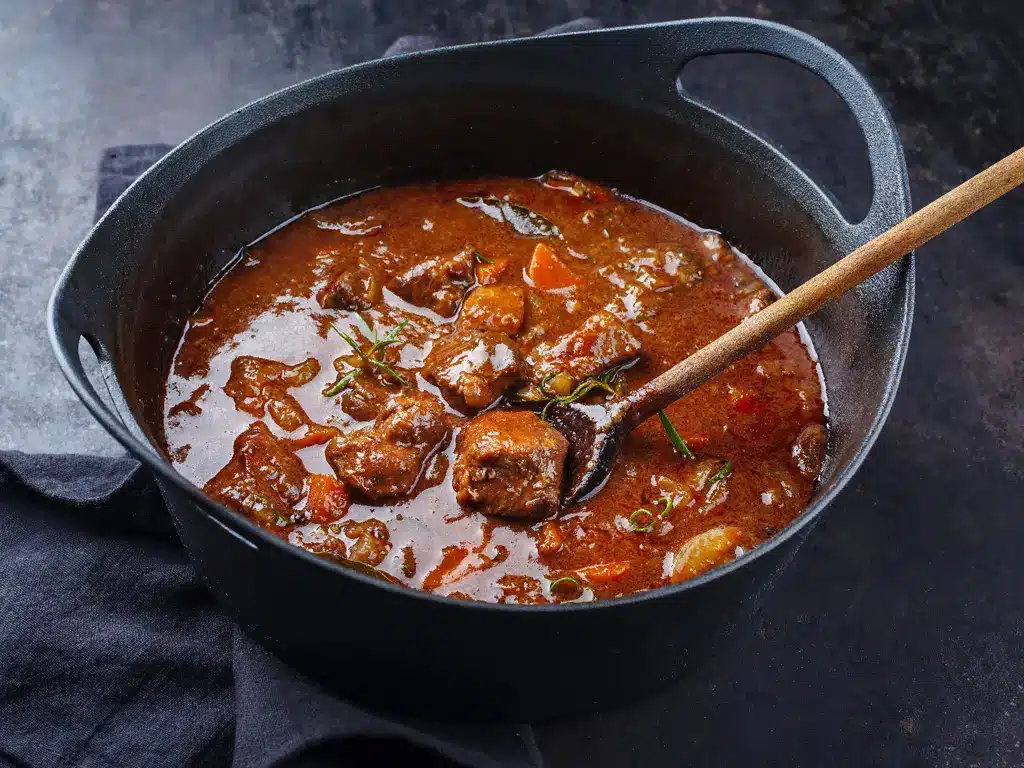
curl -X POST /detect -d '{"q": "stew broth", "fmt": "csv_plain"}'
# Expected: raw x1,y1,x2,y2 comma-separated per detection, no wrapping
163,173,826,603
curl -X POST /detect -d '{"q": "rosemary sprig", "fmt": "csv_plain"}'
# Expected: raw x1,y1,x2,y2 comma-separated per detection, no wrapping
708,461,733,484
658,411,694,459
328,318,409,386
538,364,629,421
323,369,360,397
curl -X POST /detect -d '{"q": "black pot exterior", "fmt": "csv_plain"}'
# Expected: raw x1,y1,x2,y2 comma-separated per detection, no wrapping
49,18,912,720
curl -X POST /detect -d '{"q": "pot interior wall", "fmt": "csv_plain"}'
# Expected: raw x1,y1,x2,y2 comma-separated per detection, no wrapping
116,84,908,515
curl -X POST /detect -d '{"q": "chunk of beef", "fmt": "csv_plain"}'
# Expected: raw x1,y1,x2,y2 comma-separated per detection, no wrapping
317,257,382,310
791,423,827,479
204,421,308,526
326,395,452,500
453,411,568,519
460,285,526,336
224,355,319,420
388,246,475,318
422,329,521,412
527,311,640,384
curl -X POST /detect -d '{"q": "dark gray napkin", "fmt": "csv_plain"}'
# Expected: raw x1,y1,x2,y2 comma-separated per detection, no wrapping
0,451,542,767
0,21,611,766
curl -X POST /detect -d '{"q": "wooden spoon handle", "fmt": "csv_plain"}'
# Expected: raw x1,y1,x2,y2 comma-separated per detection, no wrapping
626,145,1024,426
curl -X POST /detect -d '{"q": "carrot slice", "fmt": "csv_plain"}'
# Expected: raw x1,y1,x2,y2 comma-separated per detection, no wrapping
527,242,581,291
286,425,340,450
577,561,631,585
305,473,350,523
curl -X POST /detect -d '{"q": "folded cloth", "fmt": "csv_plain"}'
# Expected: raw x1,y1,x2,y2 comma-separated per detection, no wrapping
0,454,541,768
2,20,611,765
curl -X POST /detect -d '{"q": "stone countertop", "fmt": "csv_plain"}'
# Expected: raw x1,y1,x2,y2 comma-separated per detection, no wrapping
0,0,1021,765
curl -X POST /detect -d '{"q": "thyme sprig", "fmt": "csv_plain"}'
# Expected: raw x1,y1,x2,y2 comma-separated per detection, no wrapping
327,316,409,387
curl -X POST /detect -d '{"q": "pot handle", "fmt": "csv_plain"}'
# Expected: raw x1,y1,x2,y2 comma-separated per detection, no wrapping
46,281,152,456
663,18,909,240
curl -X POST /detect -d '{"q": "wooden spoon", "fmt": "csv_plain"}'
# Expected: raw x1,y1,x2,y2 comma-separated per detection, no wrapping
550,146,1024,504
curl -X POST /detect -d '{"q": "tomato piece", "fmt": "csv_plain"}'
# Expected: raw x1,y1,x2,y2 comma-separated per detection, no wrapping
305,473,350,523
577,561,631,584
728,386,764,415
527,242,581,291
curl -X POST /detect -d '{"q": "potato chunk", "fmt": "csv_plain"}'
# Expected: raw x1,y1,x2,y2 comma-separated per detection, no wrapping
460,285,526,336
670,526,754,583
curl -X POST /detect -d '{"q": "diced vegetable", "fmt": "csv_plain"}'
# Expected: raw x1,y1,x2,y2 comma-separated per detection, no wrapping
305,473,351,523
527,242,581,291
460,285,526,336
285,424,341,451
536,521,564,556
577,561,631,584
267,396,306,431
541,372,573,398
475,255,510,285
344,518,391,566
670,526,753,583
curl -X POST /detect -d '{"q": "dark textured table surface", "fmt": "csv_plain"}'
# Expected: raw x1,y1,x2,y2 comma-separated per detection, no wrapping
1,1,1021,765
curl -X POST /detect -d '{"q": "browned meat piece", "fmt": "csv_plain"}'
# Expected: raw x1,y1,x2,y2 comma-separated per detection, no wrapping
388,246,475,318
326,395,453,500
223,356,319,417
453,411,568,519
422,329,521,412
527,311,640,384
460,285,526,336
317,257,382,310
204,421,308,525
791,423,827,479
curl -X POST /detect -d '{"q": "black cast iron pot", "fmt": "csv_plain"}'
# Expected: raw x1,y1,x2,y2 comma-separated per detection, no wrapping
48,18,912,720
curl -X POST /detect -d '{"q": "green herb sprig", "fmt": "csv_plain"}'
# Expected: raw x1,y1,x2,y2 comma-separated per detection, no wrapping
251,493,291,527
628,508,656,532
472,249,494,264
327,316,409,387
549,575,583,597
538,364,628,421
657,411,694,459
708,461,733,484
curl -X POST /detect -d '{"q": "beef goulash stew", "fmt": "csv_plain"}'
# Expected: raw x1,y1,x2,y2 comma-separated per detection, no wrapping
163,172,828,604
